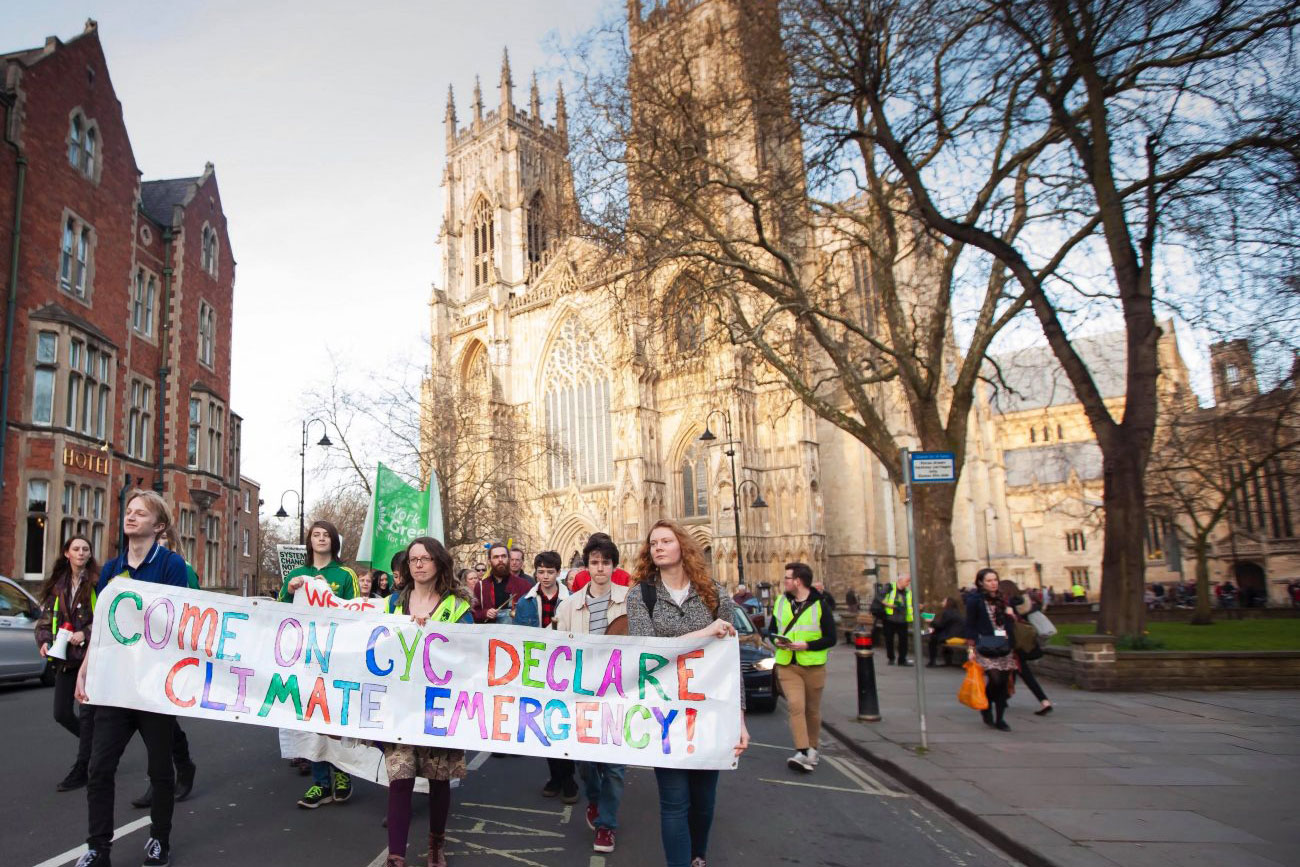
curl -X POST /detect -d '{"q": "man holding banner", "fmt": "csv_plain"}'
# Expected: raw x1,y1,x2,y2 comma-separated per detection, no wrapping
76,490,190,867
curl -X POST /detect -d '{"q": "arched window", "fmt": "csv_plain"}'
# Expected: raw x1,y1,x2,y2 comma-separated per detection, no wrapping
543,316,613,489
201,225,219,276
472,198,495,287
68,115,82,167
67,112,96,176
526,191,548,265
680,440,709,518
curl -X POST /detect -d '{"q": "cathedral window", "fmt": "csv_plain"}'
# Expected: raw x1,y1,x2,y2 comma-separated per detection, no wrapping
472,198,495,287
526,191,549,266
680,440,709,518
543,316,613,489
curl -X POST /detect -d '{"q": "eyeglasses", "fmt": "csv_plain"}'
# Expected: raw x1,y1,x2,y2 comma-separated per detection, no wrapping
473,565,485,571
408,556,434,565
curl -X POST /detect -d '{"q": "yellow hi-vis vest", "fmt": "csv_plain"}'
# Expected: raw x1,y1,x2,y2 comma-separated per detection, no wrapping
772,595,828,666
386,593,471,623
884,586,914,622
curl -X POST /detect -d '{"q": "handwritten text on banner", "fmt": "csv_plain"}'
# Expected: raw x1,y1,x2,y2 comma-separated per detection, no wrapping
86,580,742,769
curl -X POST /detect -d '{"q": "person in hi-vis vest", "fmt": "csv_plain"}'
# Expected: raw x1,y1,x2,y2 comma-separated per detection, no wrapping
771,562,837,772
882,574,915,666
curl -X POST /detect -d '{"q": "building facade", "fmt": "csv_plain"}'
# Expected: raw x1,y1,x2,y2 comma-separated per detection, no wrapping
0,21,256,589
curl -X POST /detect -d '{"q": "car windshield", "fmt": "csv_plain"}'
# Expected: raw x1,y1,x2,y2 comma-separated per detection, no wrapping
731,606,756,634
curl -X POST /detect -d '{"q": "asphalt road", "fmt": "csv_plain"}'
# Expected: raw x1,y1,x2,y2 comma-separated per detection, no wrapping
2,678,1019,867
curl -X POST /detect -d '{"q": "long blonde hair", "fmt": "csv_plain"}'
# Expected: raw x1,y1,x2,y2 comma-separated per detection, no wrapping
631,519,718,613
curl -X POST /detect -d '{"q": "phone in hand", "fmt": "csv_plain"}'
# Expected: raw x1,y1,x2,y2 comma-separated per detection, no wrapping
771,634,793,646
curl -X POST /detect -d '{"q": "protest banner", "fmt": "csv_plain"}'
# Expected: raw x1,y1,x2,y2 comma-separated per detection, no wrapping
86,579,743,770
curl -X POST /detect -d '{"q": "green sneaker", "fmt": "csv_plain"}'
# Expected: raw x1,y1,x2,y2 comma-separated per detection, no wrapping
297,784,332,809
333,771,353,803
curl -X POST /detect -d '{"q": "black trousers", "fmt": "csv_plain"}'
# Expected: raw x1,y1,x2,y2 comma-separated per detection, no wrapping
87,707,176,851
547,757,575,784
883,620,909,662
1015,650,1049,703
171,718,192,767
53,665,95,768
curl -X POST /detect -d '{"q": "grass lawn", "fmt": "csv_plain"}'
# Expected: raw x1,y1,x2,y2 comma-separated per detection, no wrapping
1047,618,1300,651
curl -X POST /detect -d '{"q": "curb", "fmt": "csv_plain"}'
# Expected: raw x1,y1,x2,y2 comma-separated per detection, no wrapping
821,717,1059,867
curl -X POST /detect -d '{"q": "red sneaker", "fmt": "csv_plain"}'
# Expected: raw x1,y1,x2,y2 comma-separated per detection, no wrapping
594,828,616,853
585,802,598,830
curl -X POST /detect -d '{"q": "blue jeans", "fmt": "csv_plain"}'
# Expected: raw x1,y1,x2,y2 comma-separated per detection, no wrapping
578,762,625,830
311,761,346,789
653,767,719,866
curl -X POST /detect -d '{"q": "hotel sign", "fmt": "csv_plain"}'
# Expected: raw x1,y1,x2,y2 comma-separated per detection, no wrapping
64,446,111,476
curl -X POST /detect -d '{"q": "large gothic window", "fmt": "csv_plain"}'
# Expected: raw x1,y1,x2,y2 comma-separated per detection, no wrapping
472,198,495,287
526,191,548,265
544,316,613,489
680,440,709,518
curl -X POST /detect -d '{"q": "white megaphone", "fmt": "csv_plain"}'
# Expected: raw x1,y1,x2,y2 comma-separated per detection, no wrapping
48,625,73,662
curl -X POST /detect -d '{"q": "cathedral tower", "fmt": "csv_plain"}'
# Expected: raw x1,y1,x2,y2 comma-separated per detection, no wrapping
439,50,573,307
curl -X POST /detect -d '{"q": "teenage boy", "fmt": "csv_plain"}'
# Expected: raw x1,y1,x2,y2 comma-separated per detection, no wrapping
554,534,629,853
567,532,631,591
515,551,578,803
75,490,190,867
278,520,360,809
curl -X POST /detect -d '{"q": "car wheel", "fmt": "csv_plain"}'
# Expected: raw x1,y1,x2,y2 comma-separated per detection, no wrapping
40,660,57,687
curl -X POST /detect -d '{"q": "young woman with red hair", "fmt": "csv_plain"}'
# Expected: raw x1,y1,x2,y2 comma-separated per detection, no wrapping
626,520,750,867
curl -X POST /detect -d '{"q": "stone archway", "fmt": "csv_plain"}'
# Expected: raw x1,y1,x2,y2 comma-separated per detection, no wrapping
1232,561,1267,607
549,515,598,572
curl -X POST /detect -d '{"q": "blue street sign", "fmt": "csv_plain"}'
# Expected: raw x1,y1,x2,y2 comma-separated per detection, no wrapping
909,451,956,484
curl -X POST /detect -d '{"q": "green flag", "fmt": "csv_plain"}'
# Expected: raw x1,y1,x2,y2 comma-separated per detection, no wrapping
370,463,429,572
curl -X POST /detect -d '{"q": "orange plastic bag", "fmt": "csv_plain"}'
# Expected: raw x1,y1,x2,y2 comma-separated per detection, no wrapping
958,660,989,711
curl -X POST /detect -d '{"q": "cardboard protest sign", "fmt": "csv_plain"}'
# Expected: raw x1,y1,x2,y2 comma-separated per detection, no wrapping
276,544,307,579
86,580,743,769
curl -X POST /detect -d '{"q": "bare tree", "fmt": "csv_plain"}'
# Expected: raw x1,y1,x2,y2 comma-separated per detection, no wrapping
258,515,295,596
303,350,552,562
781,0,1300,635
564,1,1038,600
1148,359,1300,624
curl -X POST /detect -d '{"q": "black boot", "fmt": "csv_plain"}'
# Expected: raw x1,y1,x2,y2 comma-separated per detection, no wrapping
131,784,153,809
980,708,994,727
57,762,88,791
994,703,1011,731
175,761,196,801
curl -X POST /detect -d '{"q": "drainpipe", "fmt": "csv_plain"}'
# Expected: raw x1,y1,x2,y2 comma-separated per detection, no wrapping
153,226,174,492
0,91,28,496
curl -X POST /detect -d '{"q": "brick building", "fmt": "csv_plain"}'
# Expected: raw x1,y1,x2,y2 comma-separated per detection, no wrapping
0,21,256,590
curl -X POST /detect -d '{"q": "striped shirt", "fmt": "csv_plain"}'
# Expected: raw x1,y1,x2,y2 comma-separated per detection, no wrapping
586,590,612,635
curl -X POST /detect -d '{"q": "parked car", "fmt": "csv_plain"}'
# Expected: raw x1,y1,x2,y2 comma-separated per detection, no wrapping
0,575,56,686
734,605,777,712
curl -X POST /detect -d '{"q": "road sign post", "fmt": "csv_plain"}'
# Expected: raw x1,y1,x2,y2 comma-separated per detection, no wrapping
901,448,956,751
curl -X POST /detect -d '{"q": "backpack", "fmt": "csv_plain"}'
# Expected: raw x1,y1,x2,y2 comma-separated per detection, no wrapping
640,580,719,622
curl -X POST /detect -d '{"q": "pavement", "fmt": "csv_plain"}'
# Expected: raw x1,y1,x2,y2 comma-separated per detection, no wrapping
817,642,1300,867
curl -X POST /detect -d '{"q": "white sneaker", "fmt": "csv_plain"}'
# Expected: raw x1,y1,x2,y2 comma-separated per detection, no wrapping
786,751,814,772
806,747,820,766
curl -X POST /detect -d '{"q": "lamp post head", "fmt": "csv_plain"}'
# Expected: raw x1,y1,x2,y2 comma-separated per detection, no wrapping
274,506,289,519
751,494,768,509
698,428,717,442
317,433,333,448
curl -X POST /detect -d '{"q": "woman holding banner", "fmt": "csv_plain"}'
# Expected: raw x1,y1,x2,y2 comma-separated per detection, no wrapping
381,536,474,867
35,535,99,792
627,520,750,867
279,520,360,808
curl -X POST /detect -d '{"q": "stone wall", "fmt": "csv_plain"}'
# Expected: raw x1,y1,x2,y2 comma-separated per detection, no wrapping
1032,636,1300,690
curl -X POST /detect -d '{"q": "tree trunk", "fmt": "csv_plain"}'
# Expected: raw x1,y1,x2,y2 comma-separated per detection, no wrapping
1191,538,1214,626
1097,446,1148,637
910,483,959,605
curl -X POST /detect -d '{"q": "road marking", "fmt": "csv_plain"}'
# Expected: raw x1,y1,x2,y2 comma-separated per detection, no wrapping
30,816,152,867
448,836,565,866
461,801,565,817
590,857,606,867
824,754,903,795
759,777,882,794
364,848,389,867
468,750,491,771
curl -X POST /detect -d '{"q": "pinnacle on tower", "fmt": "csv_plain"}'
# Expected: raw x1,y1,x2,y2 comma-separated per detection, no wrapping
499,47,513,113
445,84,457,144
472,75,483,127
529,72,541,119
555,80,568,139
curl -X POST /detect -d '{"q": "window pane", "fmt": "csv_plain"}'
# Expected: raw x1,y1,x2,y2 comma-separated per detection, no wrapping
32,368,55,425
25,515,46,575
68,116,81,165
36,332,57,363
84,127,96,172
66,373,80,427
27,480,49,511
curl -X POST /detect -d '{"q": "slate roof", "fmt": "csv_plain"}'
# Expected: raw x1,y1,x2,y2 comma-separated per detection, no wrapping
1003,442,1104,487
139,177,199,225
29,302,116,347
987,330,1128,414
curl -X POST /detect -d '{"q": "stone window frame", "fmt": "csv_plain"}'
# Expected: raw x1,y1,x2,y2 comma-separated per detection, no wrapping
31,330,58,426
200,223,220,278
58,210,96,304
197,299,216,368
542,315,614,490
63,335,113,439
126,376,154,461
130,266,159,340
66,108,101,181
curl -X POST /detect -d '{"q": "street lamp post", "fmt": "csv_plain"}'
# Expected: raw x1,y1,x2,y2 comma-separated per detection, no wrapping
274,490,301,541
699,410,767,587
276,418,332,544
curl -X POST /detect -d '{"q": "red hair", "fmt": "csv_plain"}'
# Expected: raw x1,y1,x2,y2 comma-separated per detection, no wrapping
631,519,718,613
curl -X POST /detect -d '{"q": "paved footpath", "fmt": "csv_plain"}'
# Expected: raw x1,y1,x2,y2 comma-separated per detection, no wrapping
817,643,1300,867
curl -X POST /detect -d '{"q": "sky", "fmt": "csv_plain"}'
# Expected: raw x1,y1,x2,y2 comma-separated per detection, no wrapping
1,0,614,519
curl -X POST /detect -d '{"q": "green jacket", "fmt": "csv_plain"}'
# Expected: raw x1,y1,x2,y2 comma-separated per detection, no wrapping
278,561,359,602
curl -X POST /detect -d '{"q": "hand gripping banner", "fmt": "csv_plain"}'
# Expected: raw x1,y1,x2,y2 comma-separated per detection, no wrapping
85,580,743,770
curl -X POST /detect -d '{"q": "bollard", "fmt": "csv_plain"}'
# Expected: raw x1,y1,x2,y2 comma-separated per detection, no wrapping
853,628,881,721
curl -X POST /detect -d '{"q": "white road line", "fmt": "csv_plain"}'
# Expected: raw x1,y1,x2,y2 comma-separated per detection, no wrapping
590,857,607,867
826,754,905,796
363,847,390,867
468,750,491,771
758,777,881,794
30,816,152,867
460,801,565,817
